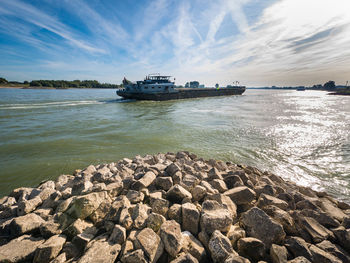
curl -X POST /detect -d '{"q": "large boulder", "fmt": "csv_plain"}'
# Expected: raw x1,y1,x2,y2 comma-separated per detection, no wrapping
0,235,44,262
10,213,45,237
224,186,256,205
270,244,288,263
309,244,342,263
237,237,265,262
182,231,207,262
257,194,288,210
167,185,192,203
160,220,183,257
200,200,233,234
33,234,66,263
240,207,285,249
208,230,236,263
78,239,121,263
182,203,200,235
284,236,313,261
134,228,164,263
298,216,333,243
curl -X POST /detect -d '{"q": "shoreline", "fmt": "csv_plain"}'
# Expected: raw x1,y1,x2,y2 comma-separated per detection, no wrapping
1,151,349,262
0,86,117,90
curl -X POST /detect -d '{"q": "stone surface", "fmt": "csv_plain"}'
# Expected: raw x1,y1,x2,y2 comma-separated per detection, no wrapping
33,234,66,263
167,184,192,203
270,244,288,263
134,227,164,263
146,212,166,233
168,204,182,224
316,240,350,263
10,212,45,237
170,253,199,263
257,194,289,210
208,230,236,263
122,249,147,263
17,196,42,216
287,256,312,263
0,235,45,263
299,216,332,243
240,207,286,249
132,203,151,229
237,237,265,262
77,239,121,263
156,176,173,191
182,231,207,262
227,224,246,249
284,236,313,261
224,186,256,205
108,224,126,244
160,220,183,257
309,244,342,263
200,199,233,234
182,202,200,235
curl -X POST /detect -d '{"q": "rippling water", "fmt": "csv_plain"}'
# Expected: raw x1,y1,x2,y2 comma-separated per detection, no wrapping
0,88,349,201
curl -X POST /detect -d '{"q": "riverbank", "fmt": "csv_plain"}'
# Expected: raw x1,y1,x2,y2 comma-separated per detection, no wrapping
1,152,349,262
329,89,350,96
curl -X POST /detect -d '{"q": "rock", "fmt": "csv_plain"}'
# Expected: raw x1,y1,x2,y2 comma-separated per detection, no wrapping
200,200,233,234
167,184,193,203
263,205,297,235
192,185,207,202
316,240,350,263
72,231,96,251
284,236,313,261
198,231,210,250
182,231,207,262
237,237,265,262
126,190,145,204
299,209,340,228
10,212,45,237
17,196,42,216
166,163,181,176
170,253,199,263
33,234,66,263
332,226,350,251
316,198,346,222
205,193,237,219
106,181,124,197
40,221,62,238
146,213,166,233
150,196,169,216
210,179,228,193
270,244,288,263
257,194,288,210
62,241,81,260
298,216,333,243
224,186,256,205
132,203,151,229
78,239,121,263
108,224,126,244
182,202,200,235
224,175,244,189
89,200,112,224
49,253,66,263
72,181,93,195
208,167,223,181
287,256,311,263
200,181,218,194
240,207,285,249
64,218,94,239
168,204,182,224
160,220,183,257
224,254,250,263
65,191,110,220
0,196,16,210
208,230,236,263
122,249,147,263
134,228,164,263
133,171,156,190
156,176,173,191
0,235,45,262
309,244,342,263
227,224,246,249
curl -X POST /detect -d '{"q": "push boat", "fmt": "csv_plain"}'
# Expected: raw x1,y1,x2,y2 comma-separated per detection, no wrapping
116,74,245,101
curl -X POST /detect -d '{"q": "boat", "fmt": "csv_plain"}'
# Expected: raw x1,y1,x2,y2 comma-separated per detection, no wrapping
116,74,245,101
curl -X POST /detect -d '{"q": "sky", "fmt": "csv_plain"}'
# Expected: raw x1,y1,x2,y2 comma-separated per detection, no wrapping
0,0,350,86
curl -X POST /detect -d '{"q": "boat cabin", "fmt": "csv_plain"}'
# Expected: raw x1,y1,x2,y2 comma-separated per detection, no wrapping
123,74,176,93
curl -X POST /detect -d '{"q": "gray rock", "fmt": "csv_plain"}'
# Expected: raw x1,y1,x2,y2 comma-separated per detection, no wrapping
146,212,166,233
224,186,256,205
150,196,169,216
40,221,62,238
208,167,224,181
134,227,164,263
49,253,66,263
78,239,121,263
156,176,173,191
200,200,233,234
316,240,350,263
332,226,350,252
17,196,42,216
167,185,192,203
10,213,45,237
63,218,94,239
284,236,313,261
168,204,182,224
166,163,181,176
170,253,199,263
106,181,124,197
224,254,250,263
108,224,126,244
126,190,144,204
208,230,236,263
224,175,244,189
182,202,200,235
226,224,246,249
132,203,151,229
263,205,297,235
33,234,66,263
0,235,44,263
287,257,311,263
237,237,265,262
316,198,346,222
160,220,183,257
0,196,16,210
270,244,288,263
309,244,342,263
122,249,147,263
240,207,285,249
257,194,288,210
192,185,207,202
299,216,333,243
72,181,93,195
210,179,228,193
133,171,156,190
182,231,207,262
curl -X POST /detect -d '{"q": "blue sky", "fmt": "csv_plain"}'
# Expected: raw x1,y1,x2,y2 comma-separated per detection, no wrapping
1,0,350,86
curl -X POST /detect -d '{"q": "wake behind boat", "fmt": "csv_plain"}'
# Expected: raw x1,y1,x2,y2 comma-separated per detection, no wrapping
116,74,245,101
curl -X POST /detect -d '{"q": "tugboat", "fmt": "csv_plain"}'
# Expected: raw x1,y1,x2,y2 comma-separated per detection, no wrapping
117,74,245,101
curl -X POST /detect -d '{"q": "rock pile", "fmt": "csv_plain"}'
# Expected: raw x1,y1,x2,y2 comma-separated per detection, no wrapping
1,151,350,263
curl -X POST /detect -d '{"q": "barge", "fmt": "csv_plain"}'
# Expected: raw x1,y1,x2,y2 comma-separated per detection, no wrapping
117,74,245,101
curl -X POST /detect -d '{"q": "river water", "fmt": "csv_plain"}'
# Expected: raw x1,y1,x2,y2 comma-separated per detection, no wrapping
0,88,349,201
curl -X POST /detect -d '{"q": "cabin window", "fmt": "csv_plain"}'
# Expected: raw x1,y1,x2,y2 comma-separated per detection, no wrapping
158,86,161,89
152,87,155,89
144,87,148,89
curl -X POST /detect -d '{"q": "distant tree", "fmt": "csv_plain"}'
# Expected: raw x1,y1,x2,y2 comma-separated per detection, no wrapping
323,80,336,90
23,81,29,84
0,77,8,84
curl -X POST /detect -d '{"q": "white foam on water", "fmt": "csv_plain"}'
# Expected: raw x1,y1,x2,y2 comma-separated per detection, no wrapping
0,100,104,109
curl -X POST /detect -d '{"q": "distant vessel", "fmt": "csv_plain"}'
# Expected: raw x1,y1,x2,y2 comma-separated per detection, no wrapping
296,86,306,91
117,74,245,101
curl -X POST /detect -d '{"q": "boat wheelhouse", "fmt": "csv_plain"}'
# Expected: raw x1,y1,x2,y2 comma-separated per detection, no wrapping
122,74,176,94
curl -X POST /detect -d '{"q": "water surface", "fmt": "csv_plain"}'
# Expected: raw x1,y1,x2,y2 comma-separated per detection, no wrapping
0,88,349,201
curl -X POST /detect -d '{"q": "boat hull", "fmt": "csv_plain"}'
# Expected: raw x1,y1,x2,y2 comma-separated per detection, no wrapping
117,87,245,101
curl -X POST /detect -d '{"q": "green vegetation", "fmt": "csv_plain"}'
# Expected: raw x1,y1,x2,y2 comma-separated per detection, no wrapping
0,77,8,84
29,79,121,89
323,80,336,90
